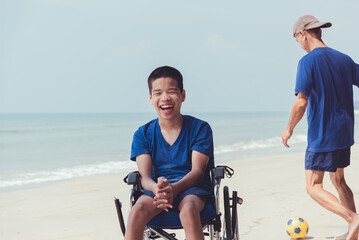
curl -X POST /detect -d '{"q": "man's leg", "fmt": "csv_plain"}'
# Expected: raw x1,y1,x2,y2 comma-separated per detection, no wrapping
329,168,357,239
306,170,359,240
178,194,206,240
125,194,163,240
330,168,356,213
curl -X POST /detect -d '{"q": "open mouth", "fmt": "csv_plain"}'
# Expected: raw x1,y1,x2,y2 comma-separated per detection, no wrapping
160,105,174,112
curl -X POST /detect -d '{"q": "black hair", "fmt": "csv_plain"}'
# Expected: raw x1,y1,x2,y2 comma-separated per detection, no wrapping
147,66,183,93
307,28,322,41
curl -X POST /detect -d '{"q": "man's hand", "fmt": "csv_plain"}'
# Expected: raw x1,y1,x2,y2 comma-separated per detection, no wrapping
282,92,308,148
153,177,174,212
281,129,293,148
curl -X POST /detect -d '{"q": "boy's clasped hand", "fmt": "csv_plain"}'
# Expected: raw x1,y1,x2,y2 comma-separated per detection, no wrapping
154,177,174,212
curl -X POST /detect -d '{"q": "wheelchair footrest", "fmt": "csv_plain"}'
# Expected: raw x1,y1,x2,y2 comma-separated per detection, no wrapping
146,229,177,240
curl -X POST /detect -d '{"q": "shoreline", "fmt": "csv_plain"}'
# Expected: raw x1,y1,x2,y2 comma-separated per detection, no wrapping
1,148,358,240
0,146,307,194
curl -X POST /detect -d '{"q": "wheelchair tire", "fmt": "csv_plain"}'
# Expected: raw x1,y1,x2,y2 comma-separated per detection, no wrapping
232,191,239,240
223,186,232,240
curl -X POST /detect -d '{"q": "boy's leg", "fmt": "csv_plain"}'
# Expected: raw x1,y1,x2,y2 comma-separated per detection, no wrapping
178,194,206,240
306,170,359,240
125,194,163,240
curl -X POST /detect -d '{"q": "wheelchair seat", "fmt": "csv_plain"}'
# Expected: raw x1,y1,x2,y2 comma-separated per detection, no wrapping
146,202,216,229
114,165,243,240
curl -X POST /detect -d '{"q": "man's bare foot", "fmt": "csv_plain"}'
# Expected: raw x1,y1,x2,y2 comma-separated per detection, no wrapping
347,214,359,240
334,232,348,240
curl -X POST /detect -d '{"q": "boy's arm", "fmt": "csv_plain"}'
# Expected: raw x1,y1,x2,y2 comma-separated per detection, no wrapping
136,153,174,212
135,153,158,194
155,150,209,209
172,150,209,195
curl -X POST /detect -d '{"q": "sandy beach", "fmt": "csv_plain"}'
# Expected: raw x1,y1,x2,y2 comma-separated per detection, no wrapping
1,146,359,240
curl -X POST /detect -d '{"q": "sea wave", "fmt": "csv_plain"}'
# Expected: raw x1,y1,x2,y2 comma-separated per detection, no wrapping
0,124,116,134
0,161,137,188
0,134,308,189
214,134,307,154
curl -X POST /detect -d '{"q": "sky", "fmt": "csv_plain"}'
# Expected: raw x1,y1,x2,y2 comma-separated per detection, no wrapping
1,0,359,113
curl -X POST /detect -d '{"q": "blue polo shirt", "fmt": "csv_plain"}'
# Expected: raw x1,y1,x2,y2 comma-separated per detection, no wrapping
131,115,214,192
295,47,359,152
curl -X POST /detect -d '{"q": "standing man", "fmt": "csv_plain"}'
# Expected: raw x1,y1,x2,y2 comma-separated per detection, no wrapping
282,15,359,240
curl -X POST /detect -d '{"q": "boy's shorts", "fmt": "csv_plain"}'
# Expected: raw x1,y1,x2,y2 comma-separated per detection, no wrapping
139,186,212,210
305,147,351,172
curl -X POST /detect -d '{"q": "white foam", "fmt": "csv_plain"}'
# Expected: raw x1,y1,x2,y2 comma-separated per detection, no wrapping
0,134,308,189
214,134,307,154
0,161,137,188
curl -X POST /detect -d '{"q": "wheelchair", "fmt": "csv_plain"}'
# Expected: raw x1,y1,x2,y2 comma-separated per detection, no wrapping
114,165,243,240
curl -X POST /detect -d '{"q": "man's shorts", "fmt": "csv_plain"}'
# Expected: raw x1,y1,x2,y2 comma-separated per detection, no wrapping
139,187,212,210
305,147,351,172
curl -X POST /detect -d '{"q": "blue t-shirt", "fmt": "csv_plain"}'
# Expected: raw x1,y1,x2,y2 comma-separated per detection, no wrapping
130,115,214,191
295,47,359,152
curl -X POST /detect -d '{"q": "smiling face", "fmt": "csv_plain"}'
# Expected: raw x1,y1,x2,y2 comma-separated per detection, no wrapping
149,77,185,121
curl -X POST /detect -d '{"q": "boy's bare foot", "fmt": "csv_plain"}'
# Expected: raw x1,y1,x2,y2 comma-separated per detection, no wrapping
347,215,359,240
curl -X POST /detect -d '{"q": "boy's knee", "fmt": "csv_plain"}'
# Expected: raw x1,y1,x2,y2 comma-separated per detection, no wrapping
128,203,142,220
129,201,151,220
179,201,200,221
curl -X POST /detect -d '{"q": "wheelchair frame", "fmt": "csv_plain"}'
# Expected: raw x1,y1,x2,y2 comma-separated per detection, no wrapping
114,166,243,240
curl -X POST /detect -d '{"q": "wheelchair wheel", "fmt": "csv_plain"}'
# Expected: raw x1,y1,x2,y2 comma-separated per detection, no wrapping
231,191,239,240
223,186,232,240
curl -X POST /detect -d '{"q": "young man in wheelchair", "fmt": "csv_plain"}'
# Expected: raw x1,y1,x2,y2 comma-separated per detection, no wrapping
125,66,215,240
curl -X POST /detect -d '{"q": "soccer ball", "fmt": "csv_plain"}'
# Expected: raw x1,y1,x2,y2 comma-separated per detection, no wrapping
286,216,309,239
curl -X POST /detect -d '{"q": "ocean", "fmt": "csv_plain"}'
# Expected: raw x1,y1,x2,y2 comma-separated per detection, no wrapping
0,112,309,192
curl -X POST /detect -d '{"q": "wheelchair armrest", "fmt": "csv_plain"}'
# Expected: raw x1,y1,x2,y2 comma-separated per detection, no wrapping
214,166,225,180
127,172,140,185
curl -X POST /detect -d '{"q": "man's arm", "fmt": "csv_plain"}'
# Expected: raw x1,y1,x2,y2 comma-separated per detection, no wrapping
282,92,308,148
353,63,359,88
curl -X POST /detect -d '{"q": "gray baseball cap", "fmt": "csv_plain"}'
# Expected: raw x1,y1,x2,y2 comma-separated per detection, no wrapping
293,15,332,37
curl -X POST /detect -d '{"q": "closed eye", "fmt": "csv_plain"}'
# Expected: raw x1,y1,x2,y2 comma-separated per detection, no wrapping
152,89,162,96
